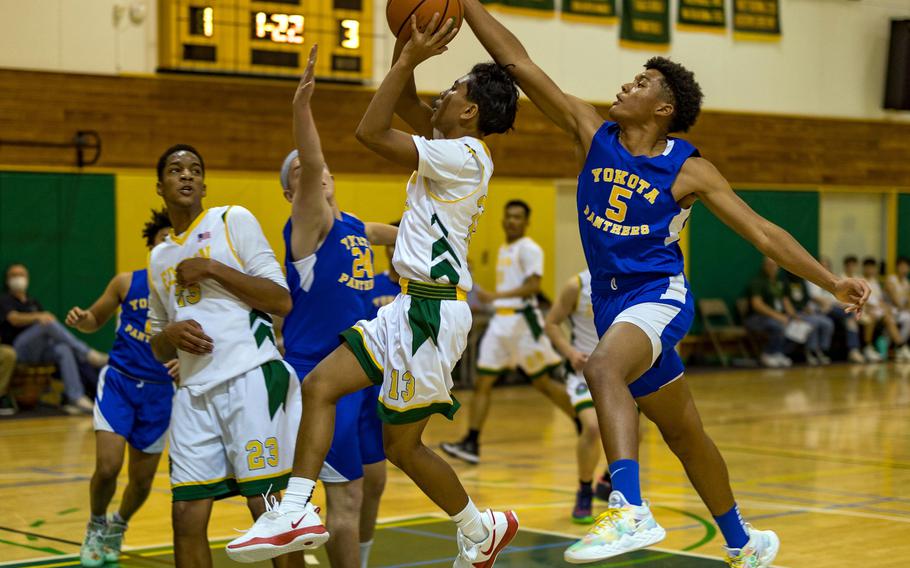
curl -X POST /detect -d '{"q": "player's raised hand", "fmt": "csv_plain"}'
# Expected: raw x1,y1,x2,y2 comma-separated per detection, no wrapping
833,277,871,317
164,320,213,355
401,13,458,66
293,44,319,108
65,306,90,328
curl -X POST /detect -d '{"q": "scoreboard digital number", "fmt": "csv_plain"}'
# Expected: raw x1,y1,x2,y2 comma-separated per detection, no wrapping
158,0,372,82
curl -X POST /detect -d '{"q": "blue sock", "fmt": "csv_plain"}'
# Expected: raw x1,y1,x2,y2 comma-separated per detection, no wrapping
608,459,641,506
714,503,749,549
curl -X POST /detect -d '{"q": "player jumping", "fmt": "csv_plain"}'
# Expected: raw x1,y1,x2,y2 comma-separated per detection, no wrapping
460,2,871,565
227,20,522,567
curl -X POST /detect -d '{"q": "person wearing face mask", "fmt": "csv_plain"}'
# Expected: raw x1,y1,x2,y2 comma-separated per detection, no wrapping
0,263,109,414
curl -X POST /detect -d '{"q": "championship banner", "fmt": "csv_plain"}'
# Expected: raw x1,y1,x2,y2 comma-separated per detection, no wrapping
620,0,670,48
677,0,725,32
561,0,617,24
733,0,780,40
496,0,555,18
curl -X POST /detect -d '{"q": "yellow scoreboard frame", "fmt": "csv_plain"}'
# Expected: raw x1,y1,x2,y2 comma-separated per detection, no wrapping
159,0,373,82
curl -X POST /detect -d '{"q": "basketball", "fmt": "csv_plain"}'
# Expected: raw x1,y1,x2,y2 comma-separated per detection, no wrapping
386,0,463,42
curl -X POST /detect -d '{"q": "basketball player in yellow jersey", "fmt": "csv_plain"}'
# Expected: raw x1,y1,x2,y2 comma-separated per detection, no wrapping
228,18,524,567
147,144,302,568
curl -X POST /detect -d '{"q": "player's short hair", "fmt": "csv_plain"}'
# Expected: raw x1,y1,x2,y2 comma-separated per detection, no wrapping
466,63,519,136
897,256,910,267
142,208,172,247
843,255,858,265
156,144,205,181
863,257,879,267
644,57,703,133
505,199,531,218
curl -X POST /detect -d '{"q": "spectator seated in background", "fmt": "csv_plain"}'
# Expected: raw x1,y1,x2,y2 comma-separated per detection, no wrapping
783,272,834,365
0,263,108,414
807,256,865,363
885,256,910,350
744,257,793,368
0,344,15,415
859,257,909,362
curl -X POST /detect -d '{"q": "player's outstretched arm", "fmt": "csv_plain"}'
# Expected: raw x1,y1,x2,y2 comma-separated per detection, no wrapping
391,37,434,138
365,222,399,246
291,44,335,261
356,14,457,168
460,0,602,149
65,272,130,333
544,275,587,371
684,158,871,312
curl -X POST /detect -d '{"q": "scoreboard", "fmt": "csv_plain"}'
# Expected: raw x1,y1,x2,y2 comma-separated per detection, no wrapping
158,0,372,82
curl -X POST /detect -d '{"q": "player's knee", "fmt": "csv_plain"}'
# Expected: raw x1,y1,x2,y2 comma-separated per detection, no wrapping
583,354,622,389
363,464,387,497
659,421,706,458
383,438,419,471
579,415,600,446
301,370,339,404
172,502,208,536
95,455,124,481
474,375,496,394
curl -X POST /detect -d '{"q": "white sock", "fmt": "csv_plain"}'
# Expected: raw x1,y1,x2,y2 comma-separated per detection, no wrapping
277,477,316,513
451,499,487,544
359,540,373,568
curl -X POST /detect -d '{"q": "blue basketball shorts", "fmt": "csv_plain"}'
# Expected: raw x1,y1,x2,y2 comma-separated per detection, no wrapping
293,361,385,483
591,273,694,399
93,366,174,453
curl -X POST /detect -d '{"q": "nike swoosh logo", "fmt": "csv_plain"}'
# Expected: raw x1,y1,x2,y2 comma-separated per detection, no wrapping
610,277,618,291
290,515,306,529
611,467,626,477
479,512,497,556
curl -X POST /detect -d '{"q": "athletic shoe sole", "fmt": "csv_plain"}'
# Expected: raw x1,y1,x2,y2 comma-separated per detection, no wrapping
563,525,666,564
474,511,519,568
572,515,595,525
441,442,480,465
225,527,330,563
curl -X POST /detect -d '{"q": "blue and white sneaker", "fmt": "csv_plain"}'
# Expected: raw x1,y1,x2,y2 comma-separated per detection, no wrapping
564,491,665,564
724,525,780,567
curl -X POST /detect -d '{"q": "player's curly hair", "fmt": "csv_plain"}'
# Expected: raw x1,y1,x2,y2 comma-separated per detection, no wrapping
156,144,205,181
466,62,519,136
644,57,703,133
142,208,172,247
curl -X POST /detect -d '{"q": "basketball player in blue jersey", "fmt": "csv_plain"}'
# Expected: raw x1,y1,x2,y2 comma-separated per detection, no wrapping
65,209,177,567
275,46,398,568
461,3,871,566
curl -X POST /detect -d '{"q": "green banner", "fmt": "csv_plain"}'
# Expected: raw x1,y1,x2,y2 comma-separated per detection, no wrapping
620,0,670,46
562,0,617,23
497,0,555,16
733,0,780,38
677,0,725,30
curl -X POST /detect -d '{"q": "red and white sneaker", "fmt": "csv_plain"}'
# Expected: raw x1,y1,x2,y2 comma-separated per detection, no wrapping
225,502,330,563
453,509,519,568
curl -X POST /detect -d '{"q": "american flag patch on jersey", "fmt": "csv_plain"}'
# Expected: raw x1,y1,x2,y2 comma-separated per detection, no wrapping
197,231,211,242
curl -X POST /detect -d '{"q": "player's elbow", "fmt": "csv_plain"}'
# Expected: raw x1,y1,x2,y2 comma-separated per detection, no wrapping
355,123,378,147
271,293,293,318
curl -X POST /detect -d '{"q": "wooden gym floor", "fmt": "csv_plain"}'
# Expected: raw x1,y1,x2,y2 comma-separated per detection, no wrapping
1,363,909,567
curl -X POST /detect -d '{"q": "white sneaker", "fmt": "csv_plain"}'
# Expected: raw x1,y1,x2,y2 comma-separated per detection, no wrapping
816,351,832,365
564,491,665,564
771,353,792,368
80,520,107,567
453,509,519,568
724,525,780,567
848,349,866,364
864,345,883,363
805,351,820,366
895,345,910,362
103,517,127,562
225,502,329,563
759,353,782,368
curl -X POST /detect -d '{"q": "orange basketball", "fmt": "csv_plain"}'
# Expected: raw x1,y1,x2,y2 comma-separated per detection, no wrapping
387,0,463,43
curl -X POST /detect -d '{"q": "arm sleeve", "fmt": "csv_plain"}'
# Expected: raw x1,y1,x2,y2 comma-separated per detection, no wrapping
412,136,482,186
519,242,545,279
147,267,168,336
226,206,289,290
